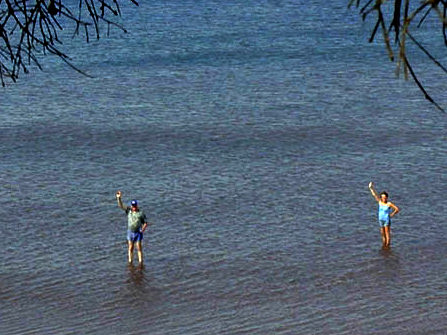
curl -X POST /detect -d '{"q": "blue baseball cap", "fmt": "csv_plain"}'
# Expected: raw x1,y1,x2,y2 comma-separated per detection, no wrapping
130,199,138,206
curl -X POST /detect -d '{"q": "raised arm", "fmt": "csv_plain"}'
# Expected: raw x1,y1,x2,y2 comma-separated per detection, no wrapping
368,182,380,202
116,190,127,210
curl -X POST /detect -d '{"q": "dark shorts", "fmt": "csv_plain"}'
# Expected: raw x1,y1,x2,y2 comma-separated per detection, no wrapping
127,230,143,242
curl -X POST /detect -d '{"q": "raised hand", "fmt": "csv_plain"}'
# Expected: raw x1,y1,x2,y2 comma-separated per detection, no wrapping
116,190,122,198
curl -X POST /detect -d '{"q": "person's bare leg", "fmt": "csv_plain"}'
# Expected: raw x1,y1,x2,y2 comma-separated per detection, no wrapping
384,226,391,248
128,241,135,264
380,227,386,247
136,241,143,265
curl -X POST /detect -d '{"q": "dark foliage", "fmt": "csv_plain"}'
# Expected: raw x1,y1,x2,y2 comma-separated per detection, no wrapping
0,0,138,85
349,0,447,112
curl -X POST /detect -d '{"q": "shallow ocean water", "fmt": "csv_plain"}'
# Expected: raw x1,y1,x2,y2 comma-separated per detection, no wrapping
1,1,446,334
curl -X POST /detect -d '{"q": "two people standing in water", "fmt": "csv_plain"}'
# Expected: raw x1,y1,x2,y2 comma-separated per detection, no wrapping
369,182,400,248
114,183,399,266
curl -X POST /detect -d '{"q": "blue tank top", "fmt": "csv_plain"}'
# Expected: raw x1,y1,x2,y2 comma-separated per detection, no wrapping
378,203,392,222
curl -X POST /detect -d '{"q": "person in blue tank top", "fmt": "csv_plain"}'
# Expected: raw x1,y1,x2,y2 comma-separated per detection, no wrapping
368,182,400,248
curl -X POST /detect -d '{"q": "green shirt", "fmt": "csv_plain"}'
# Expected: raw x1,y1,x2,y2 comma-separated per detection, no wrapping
125,208,147,232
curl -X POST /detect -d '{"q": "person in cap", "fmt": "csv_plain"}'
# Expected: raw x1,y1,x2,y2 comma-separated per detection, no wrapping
115,190,150,265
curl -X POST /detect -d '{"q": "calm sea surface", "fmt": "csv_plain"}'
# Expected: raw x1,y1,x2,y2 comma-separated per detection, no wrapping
1,1,446,334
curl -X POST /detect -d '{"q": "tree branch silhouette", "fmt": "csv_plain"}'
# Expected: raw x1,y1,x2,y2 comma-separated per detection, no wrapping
0,0,138,86
350,0,447,113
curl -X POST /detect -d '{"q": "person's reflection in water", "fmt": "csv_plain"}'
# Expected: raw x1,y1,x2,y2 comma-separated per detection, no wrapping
128,263,145,288
378,247,402,282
